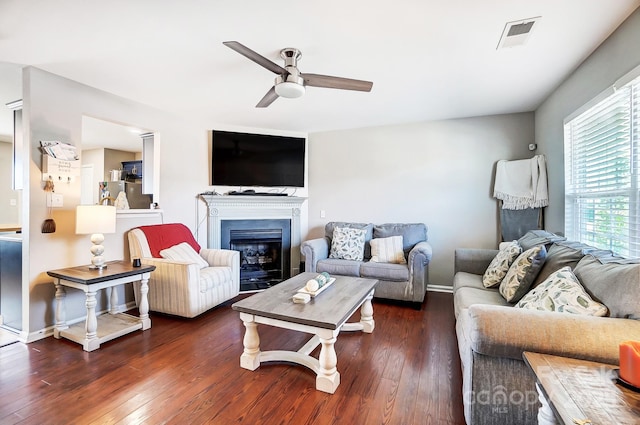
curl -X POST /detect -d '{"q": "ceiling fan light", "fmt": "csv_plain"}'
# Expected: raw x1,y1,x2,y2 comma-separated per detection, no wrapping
275,82,305,99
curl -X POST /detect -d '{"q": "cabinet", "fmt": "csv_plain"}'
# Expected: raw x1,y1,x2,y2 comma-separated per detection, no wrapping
0,237,22,331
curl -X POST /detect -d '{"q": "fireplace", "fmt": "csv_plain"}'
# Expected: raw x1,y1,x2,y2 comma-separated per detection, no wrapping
200,194,306,292
221,219,291,291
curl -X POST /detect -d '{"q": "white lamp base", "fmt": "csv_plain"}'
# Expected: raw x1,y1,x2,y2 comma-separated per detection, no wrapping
89,233,107,270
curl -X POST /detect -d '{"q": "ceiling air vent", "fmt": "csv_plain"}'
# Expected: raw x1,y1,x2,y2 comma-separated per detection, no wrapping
497,17,541,49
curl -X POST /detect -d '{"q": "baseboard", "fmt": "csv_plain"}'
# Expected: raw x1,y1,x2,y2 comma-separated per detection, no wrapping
427,284,453,294
26,300,139,344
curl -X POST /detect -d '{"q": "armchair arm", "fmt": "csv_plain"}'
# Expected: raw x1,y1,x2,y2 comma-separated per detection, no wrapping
454,248,498,275
200,248,239,267
300,237,330,272
200,249,240,291
465,304,640,365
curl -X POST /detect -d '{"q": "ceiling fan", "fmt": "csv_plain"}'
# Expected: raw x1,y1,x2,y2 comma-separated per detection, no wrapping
223,41,373,108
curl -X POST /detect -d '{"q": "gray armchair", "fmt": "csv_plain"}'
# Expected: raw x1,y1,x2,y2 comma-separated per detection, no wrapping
301,222,432,306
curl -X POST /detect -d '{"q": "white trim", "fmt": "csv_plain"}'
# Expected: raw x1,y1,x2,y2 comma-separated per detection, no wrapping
565,61,640,124
564,86,615,124
614,62,640,90
427,284,453,294
25,300,138,343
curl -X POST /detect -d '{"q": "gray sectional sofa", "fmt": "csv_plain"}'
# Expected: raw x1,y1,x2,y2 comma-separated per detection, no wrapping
301,222,432,305
453,230,640,425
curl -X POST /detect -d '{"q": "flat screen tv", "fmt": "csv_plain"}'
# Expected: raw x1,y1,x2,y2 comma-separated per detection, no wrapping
211,130,306,188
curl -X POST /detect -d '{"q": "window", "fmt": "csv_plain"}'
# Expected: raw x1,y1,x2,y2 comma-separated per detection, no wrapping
564,72,640,257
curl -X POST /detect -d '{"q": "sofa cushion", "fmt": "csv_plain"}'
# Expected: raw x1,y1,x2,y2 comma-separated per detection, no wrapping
329,227,366,261
160,242,209,269
360,261,409,282
573,255,640,319
515,266,608,316
325,222,373,259
482,241,522,288
373,223,427,257
499,245,547,303
517,229,566,251
370,236,407,264
531,241,588,288
317,258,362,276
453,286,510,319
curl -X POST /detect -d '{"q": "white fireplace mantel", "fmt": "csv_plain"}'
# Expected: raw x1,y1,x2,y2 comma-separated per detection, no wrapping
200,195,307,276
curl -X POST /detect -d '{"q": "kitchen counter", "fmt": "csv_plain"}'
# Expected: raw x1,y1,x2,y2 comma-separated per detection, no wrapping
0,231,22,242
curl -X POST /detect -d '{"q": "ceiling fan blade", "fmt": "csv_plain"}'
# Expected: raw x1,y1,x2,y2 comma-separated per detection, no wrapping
223,41,286,75
301,73,373,92
256,86,279,108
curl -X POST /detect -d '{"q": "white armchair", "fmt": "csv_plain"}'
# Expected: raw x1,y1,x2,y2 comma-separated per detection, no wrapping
127,223,239,318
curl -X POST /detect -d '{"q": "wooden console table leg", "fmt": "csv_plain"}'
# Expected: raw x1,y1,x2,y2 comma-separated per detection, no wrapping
138,273,151,330
83,290,100,352
316,331,340,394
360,291,375,333
240,313,261,370
53,281,68,338
536,382,559,425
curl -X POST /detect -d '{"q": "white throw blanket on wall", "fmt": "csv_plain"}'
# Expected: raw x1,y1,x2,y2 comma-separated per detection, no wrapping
494,154,549,210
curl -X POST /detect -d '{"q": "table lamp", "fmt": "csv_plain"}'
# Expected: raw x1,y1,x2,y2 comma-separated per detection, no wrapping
75,205,116,269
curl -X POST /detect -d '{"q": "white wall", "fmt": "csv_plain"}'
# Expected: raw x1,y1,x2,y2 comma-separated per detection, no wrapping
23,67,195,338
535,8,640,234
307,113,534,286
21,67,309,339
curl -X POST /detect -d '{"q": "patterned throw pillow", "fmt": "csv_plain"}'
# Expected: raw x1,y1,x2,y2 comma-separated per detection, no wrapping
329,227,367,261
515,266,608,316
499,245,547,303
482,241,522,288
370,236,407,264
160,242,209,269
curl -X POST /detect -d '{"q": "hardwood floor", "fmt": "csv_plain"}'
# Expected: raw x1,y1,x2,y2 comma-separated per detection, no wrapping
0,292,465,425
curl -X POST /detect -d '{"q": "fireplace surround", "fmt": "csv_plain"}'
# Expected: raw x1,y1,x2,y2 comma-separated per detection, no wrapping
200,195,306,291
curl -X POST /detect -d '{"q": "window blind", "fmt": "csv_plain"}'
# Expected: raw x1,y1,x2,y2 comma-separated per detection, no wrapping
564,75,640,257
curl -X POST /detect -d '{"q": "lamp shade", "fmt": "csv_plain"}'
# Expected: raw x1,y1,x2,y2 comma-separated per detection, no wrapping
75,205,116,235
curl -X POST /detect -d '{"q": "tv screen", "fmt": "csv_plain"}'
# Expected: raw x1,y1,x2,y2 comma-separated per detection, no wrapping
211,130,306,188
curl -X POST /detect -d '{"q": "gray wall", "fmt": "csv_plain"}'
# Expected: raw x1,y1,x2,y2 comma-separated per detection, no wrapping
307,113,534,286
535,8,640,234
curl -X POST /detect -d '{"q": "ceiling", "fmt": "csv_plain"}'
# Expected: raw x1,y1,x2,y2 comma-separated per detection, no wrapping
0,0,639,139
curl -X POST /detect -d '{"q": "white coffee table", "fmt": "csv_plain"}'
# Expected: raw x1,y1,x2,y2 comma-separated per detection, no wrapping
231,272,378,394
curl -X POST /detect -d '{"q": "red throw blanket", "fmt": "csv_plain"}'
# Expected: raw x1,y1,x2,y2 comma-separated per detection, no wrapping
137,223,201,258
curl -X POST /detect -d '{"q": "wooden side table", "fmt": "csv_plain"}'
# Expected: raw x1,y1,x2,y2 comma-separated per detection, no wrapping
47,260,155,351
523,351,640,425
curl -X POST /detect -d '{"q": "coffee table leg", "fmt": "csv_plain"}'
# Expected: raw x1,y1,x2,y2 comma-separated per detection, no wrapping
240,313,261,370
360,291,375,333
316,331,340,394
536,382,558,425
